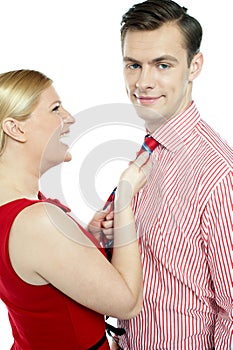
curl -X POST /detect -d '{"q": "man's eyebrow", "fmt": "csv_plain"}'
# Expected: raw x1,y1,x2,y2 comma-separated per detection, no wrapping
151,55,179,64
123,56,141,64
123,55,179,64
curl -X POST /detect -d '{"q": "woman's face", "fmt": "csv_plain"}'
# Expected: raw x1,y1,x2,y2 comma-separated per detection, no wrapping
25,85,75,173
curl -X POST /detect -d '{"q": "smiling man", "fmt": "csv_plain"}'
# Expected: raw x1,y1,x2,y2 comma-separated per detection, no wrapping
110,1,233,349
123,23,201,123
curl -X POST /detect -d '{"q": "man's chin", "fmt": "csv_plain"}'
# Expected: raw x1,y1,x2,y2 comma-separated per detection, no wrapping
134,104,166,131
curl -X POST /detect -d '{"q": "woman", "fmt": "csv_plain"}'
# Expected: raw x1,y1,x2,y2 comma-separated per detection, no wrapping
0,70,151,349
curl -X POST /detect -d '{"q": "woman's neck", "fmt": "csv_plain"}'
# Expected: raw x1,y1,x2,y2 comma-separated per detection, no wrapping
0,157,39,201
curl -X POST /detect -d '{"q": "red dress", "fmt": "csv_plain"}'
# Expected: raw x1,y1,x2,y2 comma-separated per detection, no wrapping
0,195,110,350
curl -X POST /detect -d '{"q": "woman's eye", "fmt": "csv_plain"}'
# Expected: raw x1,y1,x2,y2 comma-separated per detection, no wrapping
52,104,61,112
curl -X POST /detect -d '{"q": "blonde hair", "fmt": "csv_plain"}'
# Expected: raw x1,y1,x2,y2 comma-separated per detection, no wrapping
0,69,53,155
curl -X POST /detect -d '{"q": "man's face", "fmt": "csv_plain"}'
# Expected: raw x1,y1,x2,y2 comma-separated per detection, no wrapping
123,23,202,132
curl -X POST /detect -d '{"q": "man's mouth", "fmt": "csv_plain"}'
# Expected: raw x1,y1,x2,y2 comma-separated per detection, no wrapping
135,95,163,105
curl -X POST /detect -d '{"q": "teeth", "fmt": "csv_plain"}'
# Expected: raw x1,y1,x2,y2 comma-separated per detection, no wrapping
60,132,69,138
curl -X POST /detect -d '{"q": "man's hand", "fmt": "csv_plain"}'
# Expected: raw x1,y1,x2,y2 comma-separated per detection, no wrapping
87,207,114,243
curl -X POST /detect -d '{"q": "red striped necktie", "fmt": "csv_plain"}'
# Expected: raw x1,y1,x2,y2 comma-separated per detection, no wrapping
103,134,158,257
103,134,158,210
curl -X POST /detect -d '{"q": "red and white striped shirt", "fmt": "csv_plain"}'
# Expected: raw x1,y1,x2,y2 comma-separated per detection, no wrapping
117,102,233,349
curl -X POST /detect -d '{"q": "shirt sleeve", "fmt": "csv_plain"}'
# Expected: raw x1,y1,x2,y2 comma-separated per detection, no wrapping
201,170,233,349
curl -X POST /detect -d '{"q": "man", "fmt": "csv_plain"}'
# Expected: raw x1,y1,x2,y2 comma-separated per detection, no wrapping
109,0,232,349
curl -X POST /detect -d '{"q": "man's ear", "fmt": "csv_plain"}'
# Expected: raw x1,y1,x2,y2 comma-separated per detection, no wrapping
189,52,203,82
2,118,27,142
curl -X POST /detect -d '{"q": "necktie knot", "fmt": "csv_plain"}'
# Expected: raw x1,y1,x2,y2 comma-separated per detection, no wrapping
137,134,158,157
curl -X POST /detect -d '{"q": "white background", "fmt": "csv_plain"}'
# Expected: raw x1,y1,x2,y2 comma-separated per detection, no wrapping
0,0,232,348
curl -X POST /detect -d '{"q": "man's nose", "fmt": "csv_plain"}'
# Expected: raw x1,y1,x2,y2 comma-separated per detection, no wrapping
136,66,156,91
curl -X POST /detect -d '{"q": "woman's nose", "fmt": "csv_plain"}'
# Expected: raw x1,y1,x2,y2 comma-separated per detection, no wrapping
62,108,75,124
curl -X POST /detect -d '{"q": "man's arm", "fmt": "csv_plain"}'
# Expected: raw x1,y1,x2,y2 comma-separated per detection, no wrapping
202,171,233,349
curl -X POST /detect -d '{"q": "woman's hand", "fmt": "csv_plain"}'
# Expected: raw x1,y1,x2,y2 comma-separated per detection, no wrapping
110,340,120,350
116,152,152,210
87,209,114,243
88,152,152,243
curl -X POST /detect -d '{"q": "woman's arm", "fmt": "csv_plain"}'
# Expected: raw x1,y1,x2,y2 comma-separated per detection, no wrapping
9,153,151,319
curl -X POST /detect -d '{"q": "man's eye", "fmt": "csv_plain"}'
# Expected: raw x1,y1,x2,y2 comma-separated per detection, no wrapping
159,63,169,70
129,63,140,70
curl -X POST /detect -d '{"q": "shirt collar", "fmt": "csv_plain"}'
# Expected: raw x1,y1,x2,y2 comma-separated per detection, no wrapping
150,102,200,152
